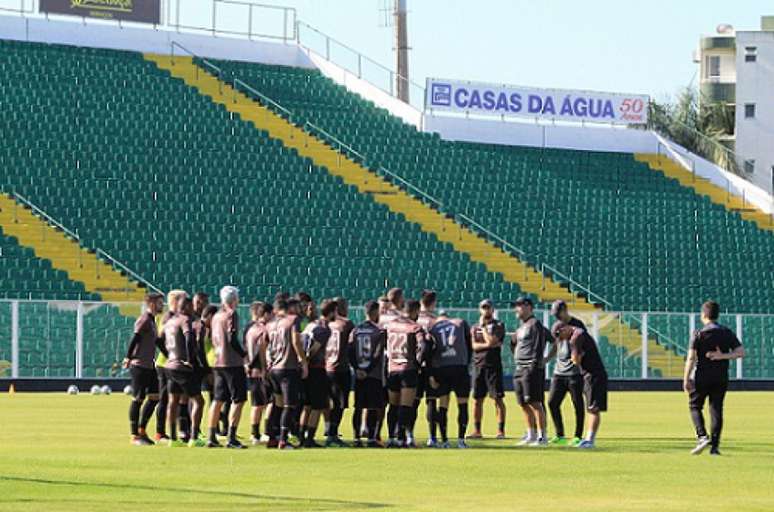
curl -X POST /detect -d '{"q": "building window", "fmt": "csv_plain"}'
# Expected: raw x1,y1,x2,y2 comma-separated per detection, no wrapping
744,160,755,173
744,103,756,118
745,46,757,62
706,55,721,79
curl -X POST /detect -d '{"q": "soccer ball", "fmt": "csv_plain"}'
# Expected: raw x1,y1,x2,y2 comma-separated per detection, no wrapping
66,385,79,395
90,385,102,395
100,385,112,395
123,385,133,395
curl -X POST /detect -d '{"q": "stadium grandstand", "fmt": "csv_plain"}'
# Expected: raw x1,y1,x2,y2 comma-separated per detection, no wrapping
0,2,771,386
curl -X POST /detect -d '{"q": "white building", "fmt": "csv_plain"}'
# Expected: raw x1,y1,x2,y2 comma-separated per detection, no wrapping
697,16,774,191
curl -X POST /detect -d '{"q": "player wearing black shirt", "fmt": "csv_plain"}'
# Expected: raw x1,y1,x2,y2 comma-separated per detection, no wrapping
683,301,744,455
470,299,507,439
545,300,586,446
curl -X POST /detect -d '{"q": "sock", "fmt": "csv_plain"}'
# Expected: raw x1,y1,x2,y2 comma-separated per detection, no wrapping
280,407,291,442
438,407,448,442
405,406,416,443
220,402,231,433
268,405,282,440
586,430,596,443
537,429,545,440
208,427,219,443
426,399,437,440
387,405,399,440
324,421,331,438
330,408,343,438
410,399,420,433
129,400,141,436
353,408,363,439
228,426,238,443
396,405,409,441
179,404,191,439
474,421,481,433
307,425,317,442
498,421,505,433
192,422,200,439
252,423,261,439
366,410,377,440
527,428,536,440
156,396,167,435
376,408,385,440
139,399,157,430
458,403,469,440
170,420,177,441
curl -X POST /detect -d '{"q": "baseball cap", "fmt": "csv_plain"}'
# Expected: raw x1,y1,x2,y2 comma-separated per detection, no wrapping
510,296,534,308
550,299,567,317
478,299,493,308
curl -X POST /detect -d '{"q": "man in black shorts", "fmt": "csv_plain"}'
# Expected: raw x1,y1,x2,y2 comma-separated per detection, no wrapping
428,311,472,448
683,301,745,455
154,289,186,442
300,299,336,447
511,297,552,447
245,301,272,445
385,299,425,448
122,292,165,446
545,300,586,446
470,299,507,439
325,298,355,447
417,290,439,447
348,300,387,448
552,320,608,449
266,297,308,450
163,297,206,447
207,286,248,449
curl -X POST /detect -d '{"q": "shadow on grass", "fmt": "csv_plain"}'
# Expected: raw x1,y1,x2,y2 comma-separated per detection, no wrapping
0,476,388,510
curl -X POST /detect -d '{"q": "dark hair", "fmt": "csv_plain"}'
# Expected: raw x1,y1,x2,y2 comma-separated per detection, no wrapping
333,296,348,316
295,291,313,304
145,292,163,304
250,301,271,318
193,291,209,301
364,300,379,315
202,304,218,318
180,297,193,313
420,289,437,308
405,299,420,315
274,298,289,312
702,301,720,321
274,291,290,302
387,288,403,303
320,299,338,318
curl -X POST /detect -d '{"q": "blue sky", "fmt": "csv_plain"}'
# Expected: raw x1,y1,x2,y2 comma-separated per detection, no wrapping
206,0,769,102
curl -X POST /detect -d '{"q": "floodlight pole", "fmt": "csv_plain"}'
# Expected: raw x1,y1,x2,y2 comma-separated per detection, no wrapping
394,0,409,103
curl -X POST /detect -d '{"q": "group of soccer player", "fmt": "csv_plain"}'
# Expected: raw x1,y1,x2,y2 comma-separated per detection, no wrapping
123,284,618,450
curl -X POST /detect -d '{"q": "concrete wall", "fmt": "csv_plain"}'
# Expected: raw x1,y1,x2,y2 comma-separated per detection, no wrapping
0,15,314,67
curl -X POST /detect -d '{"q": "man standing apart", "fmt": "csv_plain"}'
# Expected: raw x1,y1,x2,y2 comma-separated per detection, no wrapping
469,299,507,439
683,301,744,455
511,297,552,446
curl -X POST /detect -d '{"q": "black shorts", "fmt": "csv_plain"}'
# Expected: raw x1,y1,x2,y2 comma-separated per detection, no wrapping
269,369,302,407
434,365,471,398
473,365,504,399
514,368,545,406
200,368,214,394
304,368,330,410
130,366,158,399
214,367,247,404
157,367,169,397
387,369,419,392
248,377,269,407
167,368,200,397
327,371,351,409
583,373,608,412
355,377,386,409
418,368,433,400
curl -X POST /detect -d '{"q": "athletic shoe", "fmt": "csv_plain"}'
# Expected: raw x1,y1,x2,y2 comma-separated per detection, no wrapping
439,440,451,449
353,439,364,448
302,438,323,448
496,431,506,440
206,439,222,448
570,437,583,447
226,439,247,449
516,435,535,446
467,431,483,439
188,438,206,448
367,440,384,448
426,438,439,448
259,434,270,443
288,434,301,446
457,439,469,449
278,441,295,450
154,433,170,443
131,435,153,446
709,447,721,456
250,436,261,446
385,438,401,448
548,436,568,446
325,436,348,448
691,437,711,455
266,439,279,449
528,437,548,447
403,440,417,449
577,440,595,449
168,439,186,448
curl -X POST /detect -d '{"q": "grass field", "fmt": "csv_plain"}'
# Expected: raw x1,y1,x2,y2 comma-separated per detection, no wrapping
1,392,773,511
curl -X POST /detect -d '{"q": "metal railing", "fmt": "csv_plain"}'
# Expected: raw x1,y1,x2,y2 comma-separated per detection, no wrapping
168,0,296,41
296,20,425,111
0,0,32,15
1,299,771,380
8,192,163,295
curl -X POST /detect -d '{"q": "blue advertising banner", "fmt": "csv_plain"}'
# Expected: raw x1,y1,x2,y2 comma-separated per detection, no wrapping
425,78,649,125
